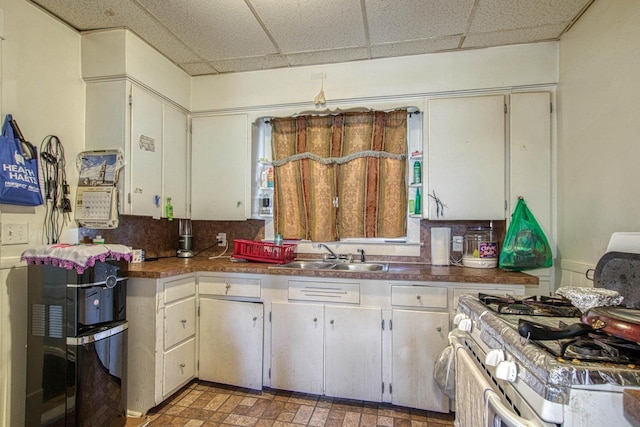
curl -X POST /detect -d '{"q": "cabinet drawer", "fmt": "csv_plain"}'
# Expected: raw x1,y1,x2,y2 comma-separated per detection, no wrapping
164,276,196,304
163,337,196,397
165,297,196,349
391,285,448,309
199,275,261,298
288,280,360,304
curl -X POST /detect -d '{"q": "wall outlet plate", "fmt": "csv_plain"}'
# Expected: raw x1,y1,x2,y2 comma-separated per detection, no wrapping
216,232,227,247
2,223,29,245
453,235,464,252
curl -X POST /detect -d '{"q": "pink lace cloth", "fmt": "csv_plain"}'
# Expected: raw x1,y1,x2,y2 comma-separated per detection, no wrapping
21,243,132,273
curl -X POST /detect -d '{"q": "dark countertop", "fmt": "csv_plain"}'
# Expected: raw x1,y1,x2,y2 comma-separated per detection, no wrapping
127,256,539,285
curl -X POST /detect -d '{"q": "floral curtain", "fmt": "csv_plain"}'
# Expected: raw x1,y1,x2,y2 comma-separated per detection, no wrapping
271,110,407,242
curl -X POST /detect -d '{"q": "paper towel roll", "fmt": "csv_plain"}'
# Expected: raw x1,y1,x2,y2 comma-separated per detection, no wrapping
431,227,451,266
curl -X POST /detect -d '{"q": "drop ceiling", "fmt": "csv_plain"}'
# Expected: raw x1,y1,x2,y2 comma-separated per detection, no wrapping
30,0,594,76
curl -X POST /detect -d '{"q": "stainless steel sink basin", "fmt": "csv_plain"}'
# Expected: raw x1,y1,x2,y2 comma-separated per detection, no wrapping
330,262,389,272
274,260,389,272
276,261,336,270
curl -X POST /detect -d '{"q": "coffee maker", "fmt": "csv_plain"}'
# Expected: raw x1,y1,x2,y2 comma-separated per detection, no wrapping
177,218,194,258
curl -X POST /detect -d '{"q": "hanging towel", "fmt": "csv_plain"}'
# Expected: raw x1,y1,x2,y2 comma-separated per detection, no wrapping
21,243,132,273
454,345,499,427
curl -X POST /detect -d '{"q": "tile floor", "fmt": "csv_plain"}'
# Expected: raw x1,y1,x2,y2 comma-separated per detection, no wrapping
142,381,455,427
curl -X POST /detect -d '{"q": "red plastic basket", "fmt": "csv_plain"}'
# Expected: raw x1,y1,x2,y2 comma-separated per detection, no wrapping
232,239,297,264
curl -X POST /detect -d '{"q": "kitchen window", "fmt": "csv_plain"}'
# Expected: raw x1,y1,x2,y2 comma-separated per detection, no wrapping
258,108,420,247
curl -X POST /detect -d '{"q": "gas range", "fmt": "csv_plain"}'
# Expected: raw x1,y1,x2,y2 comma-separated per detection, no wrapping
456,293,640,425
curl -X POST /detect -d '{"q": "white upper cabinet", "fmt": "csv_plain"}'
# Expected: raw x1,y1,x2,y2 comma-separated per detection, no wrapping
85,80,189,218
130,85,164,217
191,114,249,220
427,95,506,220
162,104,189,219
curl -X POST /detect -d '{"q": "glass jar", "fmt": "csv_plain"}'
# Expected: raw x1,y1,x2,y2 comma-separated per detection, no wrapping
462,226,498,268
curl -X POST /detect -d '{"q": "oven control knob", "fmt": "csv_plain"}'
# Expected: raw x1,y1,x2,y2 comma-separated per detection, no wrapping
458,318,473,332
495,361,518,382
485,349,505,367
453,313,467,326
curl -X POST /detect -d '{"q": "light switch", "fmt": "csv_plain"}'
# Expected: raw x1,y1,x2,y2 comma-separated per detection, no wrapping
2,223,29,245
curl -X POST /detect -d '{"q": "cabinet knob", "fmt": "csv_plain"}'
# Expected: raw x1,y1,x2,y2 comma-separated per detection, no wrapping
253,316,257,321
436,326,442,332
416,295,421,300
330,320,334,325
180,363,186,368
181,319,187,324
237,201,242,207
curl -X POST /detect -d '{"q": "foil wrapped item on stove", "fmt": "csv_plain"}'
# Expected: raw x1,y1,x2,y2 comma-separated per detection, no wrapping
555,286,623,313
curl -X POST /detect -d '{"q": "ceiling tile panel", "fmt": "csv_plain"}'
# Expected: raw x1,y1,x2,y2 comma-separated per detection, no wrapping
371,37,460,58
210,55,290,74
366,0,474,43
249,0,366,53
463,24,569,49
139,0,278,60
179,62,219,76
285,47,369,67
469,0,592,33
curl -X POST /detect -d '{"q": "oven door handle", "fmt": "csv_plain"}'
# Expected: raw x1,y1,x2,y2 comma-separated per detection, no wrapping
486,393,544,427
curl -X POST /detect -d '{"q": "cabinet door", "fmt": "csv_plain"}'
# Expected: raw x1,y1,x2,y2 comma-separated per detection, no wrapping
270,302,324,395
428,95,506,220
130,85,163,217
324,305,382,402
163,104,189,219
199,299,263,390
391,309,449,412
191,114,248,220
510,92,553,296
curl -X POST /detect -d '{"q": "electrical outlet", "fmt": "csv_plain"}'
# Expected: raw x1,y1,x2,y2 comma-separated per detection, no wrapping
453,235,464,252
2,223,29,245
216,232,227,247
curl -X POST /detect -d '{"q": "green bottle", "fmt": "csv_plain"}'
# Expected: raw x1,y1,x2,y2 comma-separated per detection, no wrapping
413,161,421,184
415,188,421,215
166,197,174,221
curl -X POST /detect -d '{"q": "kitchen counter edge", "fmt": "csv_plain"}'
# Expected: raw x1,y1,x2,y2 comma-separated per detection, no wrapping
126,257,539,285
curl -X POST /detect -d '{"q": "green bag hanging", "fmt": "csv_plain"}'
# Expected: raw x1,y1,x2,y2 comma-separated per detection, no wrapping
499,198,552,271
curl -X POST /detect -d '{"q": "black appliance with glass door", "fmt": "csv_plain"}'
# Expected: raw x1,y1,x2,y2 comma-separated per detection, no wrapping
26,260,128,426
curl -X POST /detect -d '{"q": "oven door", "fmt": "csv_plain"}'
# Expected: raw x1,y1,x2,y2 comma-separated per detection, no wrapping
450,332,554,427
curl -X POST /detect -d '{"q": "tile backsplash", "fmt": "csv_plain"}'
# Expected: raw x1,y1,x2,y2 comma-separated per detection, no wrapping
87,215,505,263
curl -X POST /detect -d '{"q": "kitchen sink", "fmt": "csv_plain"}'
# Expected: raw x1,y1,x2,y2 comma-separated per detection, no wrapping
275,260,336,270
274,260,389,273
329,262,388,272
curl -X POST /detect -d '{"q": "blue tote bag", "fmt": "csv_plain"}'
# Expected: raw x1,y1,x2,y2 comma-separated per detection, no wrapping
0,114,43,206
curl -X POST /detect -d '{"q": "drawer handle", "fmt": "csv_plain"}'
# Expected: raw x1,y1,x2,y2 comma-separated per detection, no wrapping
225,283,231,294
181,319,187,324
180,363,186,368
416,295,421,300
313,317,318,322
253,316,257,321
330,320,334,325
436,327,442,332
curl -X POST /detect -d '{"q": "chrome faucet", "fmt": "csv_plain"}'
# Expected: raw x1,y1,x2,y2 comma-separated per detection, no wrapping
317,243,338,260
357,248,366,262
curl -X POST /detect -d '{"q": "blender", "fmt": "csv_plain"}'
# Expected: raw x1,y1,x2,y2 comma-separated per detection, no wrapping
177,218,194,258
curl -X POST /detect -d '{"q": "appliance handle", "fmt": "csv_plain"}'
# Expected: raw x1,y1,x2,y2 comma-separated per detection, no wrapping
67,276,127,288
67,321,128,346
487,393,542,427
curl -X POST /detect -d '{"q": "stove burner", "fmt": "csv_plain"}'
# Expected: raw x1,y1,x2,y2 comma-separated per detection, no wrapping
549,332,640,363
478,293,582,317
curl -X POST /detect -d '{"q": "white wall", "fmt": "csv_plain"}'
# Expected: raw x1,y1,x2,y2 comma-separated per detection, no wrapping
556,0,640,286
192,42,558,113
0,1,85,425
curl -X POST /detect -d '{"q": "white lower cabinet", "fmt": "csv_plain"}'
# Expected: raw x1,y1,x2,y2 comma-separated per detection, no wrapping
198,298,263,389
325,305,382,402
270,301,382,402
391,309,449,412
126,274,197,415
270,301,324,395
